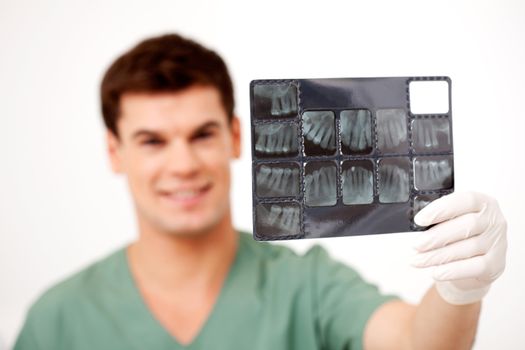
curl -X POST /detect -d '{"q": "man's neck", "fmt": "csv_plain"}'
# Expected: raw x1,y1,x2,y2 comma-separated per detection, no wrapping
127,214,238,294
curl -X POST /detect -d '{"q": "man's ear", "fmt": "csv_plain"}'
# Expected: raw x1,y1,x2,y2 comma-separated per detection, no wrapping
230,116,241,159
106,130,123,173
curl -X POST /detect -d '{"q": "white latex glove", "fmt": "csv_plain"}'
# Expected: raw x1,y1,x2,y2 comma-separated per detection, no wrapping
412,191,507,305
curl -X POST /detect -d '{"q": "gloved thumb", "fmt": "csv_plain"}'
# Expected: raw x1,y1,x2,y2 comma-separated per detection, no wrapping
414,192,487,227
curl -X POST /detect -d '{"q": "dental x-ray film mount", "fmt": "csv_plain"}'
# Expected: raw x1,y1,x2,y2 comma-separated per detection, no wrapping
250,77,454,241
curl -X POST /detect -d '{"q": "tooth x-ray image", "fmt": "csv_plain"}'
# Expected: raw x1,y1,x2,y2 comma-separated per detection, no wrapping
376,109,408,153
342,160,374,205
254,123,299,158
340,109,373,155
378,157,410,203
302,110,336,156
414,156,453,190
250,77,454,240
412,118,452,153
304,162,337,206
255,163,300,197
253,84,298,119
256,203,301,238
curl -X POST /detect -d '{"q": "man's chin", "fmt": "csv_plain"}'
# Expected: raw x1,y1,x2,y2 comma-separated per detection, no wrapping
138,203,229,238
157,216,224,238
163,226,212,238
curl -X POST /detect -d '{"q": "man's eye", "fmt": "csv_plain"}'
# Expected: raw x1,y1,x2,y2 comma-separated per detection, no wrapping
194,131,214,140
141,138,163,146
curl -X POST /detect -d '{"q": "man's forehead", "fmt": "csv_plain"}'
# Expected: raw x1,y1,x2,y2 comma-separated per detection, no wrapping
118,88,228,135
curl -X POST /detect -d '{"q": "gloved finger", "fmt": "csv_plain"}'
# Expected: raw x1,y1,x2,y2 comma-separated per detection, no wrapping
413,210,489,252
414,191,489,227
412,232,491,267
431,255,489,281
434,225,507,282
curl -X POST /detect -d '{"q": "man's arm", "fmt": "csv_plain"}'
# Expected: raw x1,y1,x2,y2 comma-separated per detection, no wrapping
363,192,507,350
364,288,480,350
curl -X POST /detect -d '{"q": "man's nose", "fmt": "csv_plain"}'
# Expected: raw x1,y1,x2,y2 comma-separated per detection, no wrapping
165,140,201,177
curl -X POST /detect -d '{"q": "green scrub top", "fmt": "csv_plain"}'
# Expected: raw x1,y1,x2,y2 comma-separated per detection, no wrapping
14,232,398,350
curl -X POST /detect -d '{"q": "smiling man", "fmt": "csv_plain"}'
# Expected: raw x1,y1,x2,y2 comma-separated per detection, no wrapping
108,85,241,344
14,34,507,350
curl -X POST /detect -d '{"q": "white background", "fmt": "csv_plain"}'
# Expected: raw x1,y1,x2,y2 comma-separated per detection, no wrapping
1,0,524,348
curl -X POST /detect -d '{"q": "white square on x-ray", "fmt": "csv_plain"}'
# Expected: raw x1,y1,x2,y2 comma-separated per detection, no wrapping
409,80,449,114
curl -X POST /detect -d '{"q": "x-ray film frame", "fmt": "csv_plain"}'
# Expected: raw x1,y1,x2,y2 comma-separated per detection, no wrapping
250,77,454,240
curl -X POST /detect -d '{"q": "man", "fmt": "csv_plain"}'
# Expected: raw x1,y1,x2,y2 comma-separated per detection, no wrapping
14,33,507,350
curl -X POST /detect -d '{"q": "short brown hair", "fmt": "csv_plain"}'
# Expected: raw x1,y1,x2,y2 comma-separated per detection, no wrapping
100,33,235,137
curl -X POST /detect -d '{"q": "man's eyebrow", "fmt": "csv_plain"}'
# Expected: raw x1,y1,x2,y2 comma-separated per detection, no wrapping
192,121,222,134
131,129,162,140
130,121,223,140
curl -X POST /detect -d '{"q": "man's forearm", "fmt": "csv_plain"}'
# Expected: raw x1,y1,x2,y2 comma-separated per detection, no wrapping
410,284,481,350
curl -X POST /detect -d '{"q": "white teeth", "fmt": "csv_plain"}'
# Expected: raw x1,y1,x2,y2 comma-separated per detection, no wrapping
176,191,198,198
166,190,201,199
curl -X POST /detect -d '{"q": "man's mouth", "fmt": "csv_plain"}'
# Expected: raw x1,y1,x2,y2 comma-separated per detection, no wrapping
158,183,212,206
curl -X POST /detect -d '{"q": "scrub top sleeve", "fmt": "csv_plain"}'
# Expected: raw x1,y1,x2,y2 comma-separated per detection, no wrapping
308,245,400,350
13,313,41,350
13,292,63,350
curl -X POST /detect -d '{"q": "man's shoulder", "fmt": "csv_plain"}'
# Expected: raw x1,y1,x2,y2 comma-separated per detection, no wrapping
27,246,127,320
237,231,371,288
238,231,332,266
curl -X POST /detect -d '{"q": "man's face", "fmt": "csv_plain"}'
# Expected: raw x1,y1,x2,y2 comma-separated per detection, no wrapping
107,85,241,237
